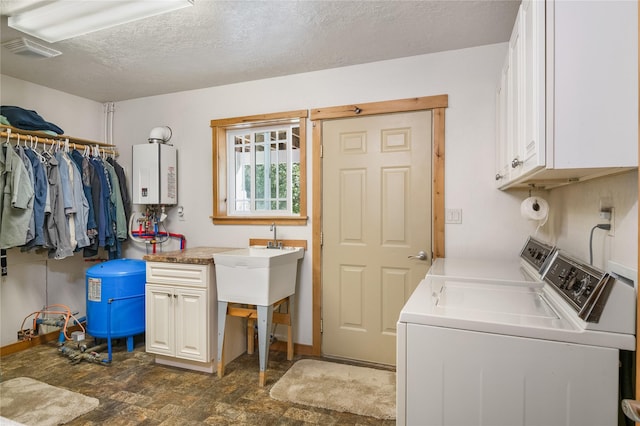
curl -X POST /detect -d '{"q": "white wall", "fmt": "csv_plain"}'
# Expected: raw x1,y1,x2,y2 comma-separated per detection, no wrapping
2,40,636,348
539,171,638,272
1,75,104,141
113,42,532,346
0,75,104,346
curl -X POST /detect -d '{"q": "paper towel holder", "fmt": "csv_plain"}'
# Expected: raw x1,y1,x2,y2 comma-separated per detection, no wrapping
528,184,541,212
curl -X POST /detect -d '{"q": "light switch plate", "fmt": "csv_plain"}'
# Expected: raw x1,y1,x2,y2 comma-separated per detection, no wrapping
446,208,462,224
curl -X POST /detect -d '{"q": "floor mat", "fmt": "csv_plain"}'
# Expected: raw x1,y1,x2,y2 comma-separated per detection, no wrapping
0,377,99,426
269,359,395,419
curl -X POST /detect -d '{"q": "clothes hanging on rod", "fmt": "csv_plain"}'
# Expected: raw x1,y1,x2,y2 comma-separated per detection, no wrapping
0,131,129,260
0,126,118,157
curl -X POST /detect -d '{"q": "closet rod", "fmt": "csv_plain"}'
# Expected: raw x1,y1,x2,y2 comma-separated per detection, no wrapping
0,125,118,155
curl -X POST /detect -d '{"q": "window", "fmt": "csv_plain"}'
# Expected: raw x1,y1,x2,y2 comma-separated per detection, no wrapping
211,110,308,225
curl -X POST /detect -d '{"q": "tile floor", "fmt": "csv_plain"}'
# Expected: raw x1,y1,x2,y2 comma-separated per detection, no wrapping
0,339,396,425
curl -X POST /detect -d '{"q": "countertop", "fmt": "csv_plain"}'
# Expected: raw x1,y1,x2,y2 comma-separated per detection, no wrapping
142,246,236,265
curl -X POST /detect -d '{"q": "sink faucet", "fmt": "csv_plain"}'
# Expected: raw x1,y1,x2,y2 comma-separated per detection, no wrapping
267,222,282,249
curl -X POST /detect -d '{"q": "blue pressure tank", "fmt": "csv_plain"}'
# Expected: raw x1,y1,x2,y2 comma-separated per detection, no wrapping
86,259,146,346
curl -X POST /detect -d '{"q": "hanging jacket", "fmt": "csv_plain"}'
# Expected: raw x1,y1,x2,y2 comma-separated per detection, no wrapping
66,153,90,249
15,146,35,244
43,153,73,259
22,148,47,249
107,157,131,225
83,156,101,258
70,150,96,231
0,144,34,249
103,160,127,241
55,151,76,248
89,157,114,249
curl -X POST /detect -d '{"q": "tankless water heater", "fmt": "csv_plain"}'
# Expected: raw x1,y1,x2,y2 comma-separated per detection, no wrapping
132,142,177,205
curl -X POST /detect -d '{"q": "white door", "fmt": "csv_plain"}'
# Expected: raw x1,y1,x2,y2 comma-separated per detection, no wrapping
322,110,432,365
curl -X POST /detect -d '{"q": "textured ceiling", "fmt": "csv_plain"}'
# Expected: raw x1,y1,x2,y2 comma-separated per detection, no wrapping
0,0,520,103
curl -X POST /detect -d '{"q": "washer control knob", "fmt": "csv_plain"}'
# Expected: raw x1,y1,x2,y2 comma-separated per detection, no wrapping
573,277,591,298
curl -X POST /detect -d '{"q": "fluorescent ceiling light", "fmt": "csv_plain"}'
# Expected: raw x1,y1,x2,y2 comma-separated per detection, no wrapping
8,0,194,43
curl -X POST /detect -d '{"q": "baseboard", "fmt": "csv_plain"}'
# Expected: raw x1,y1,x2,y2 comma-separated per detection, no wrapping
271,340,313,356
154,355,216,373
2,326,314,359
0,324,84,357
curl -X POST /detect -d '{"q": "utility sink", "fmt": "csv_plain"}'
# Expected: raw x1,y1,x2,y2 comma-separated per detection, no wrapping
213,246,304,306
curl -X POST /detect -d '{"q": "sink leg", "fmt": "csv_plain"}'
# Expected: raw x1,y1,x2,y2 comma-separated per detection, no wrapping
217,301,228,378
257,304,273,387
287,296,294,361
247,316,255,355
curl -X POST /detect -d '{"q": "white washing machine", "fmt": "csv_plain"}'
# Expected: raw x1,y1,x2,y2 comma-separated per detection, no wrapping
427,236,554,284
397,238,636,426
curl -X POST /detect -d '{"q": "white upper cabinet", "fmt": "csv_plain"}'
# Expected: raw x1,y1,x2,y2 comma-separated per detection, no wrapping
496,0,638,189
495,56,510,185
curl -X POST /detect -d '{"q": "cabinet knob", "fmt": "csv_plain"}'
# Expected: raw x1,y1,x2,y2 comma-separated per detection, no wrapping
511,158,523,168
173,294,178,298
495,173,503,181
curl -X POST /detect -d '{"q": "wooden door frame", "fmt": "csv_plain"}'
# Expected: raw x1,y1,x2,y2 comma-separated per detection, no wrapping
310,95,448,356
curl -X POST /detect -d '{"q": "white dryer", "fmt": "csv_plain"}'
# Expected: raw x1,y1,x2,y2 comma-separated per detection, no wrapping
397,238,636,426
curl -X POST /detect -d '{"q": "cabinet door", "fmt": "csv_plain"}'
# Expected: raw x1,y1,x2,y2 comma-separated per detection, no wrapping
520,0,545,174
506,5,523,181
495,58,510,187
174,287,209,362
146,284,175,356
550,0,637,169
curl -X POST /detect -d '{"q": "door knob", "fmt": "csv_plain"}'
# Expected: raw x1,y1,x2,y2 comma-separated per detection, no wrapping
408,250,428,261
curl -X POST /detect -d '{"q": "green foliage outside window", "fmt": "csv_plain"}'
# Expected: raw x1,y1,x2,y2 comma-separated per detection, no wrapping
243,163,300,214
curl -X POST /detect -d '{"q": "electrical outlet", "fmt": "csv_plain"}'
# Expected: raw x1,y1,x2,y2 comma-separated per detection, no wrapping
608,207,615,237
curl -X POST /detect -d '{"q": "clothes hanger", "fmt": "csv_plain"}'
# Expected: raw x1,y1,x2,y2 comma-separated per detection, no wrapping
32,137,47,163
41,137,54,158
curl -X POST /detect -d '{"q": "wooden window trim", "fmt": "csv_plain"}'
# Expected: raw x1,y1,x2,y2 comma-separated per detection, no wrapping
211,109,309,225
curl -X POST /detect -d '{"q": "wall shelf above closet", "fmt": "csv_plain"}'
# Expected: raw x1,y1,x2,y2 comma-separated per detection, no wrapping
1,125,118,156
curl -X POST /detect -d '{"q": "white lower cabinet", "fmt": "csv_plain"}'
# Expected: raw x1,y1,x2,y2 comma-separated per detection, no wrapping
146,284,208,361
145,261,217,372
